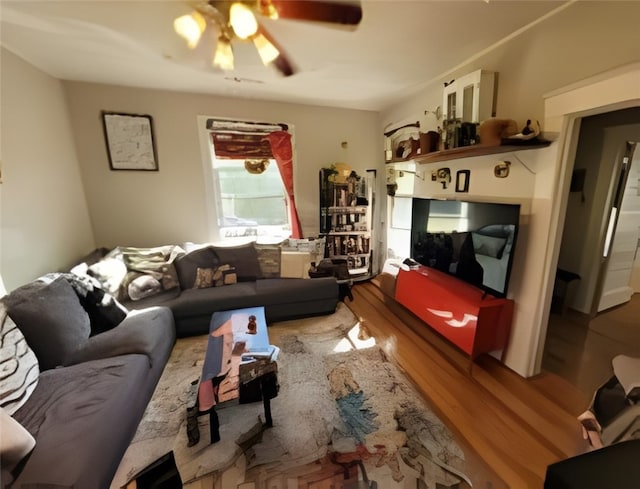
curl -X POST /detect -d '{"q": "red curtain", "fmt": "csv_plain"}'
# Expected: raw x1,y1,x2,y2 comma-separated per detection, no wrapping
267,131,302,239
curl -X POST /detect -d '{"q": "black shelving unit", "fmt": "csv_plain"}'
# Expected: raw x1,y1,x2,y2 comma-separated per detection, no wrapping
319,168,373,279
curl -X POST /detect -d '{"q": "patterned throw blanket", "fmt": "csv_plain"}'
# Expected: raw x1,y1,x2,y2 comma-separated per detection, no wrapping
86,245,184,302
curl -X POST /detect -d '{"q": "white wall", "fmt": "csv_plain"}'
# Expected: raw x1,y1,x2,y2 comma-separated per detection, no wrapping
383,2,640,136
63,82,379,248
0,49,95,291
388,145,558,376
380,1,640,377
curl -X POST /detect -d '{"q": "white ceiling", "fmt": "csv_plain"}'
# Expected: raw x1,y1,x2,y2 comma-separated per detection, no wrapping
0,0,569,111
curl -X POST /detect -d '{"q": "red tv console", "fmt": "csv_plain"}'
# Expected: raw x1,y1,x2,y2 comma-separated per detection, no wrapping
395,265,514,361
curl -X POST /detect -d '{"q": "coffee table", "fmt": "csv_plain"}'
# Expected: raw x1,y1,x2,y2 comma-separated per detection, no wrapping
192,306,278,444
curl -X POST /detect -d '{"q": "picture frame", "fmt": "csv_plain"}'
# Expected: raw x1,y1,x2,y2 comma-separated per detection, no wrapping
455,169,470,192
101,111,158,171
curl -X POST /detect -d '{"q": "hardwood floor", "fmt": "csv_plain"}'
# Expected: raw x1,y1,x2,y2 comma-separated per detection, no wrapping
346,278,591,489
542,293,640,399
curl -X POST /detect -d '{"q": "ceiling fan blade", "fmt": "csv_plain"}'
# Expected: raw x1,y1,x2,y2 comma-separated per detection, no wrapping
272,52,294,77
255,23,296,77
258,0,362,26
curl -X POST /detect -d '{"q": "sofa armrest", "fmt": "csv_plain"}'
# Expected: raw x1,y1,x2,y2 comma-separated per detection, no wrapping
65,306,175,367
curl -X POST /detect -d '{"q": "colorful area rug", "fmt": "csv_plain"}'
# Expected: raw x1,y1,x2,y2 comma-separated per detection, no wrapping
111,303,469,488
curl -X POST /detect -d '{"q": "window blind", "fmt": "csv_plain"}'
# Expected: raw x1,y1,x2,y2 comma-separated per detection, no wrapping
206,119,288,159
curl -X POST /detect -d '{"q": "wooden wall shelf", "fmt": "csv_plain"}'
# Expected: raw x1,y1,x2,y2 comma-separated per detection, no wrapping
386,140,551,166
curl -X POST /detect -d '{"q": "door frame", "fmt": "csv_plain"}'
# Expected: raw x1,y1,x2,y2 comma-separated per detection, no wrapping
532,62,640,375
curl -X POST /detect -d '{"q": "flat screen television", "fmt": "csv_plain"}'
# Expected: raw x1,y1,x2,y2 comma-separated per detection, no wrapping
411,198,520,298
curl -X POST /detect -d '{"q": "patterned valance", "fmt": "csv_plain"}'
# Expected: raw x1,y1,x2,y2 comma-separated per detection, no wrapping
207,119,288,159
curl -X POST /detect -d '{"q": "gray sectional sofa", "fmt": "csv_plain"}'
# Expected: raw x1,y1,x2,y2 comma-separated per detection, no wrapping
100,241,340,337
135,276,340,337
0,241,339,489
1,277,175,489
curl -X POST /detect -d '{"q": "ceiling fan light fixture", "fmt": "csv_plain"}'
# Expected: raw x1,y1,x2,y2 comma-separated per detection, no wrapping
213,36,234,70
257,0,279,19
173,11,206,49
229,2,258,39
253,33,279,65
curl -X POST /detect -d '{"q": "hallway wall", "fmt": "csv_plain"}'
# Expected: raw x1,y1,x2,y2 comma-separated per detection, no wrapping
627,150,640,293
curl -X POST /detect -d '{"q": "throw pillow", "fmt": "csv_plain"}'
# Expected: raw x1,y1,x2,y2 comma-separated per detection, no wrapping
215,264,238,286
211,242,260,282
0,407,36,481
174,246,219,290
127,274,163,301
0,303,39,415
4,278,91,370
41,272,128,336
471,233,507,259
193,265,238,288
255,243,282,279
193,267,216,289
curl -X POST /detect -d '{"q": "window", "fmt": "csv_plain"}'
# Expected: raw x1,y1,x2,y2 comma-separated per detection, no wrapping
200,117,292,242
213,158,290,240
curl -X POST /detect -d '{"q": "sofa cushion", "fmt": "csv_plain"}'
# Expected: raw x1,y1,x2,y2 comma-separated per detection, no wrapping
4,278,91,370
255,277,339,304
211,242,261,282
64,306,175,368
169,282,258,318
11,354,156,489
0,407,36,483
0,303,39,414
255,243,282,279
174,246,219,290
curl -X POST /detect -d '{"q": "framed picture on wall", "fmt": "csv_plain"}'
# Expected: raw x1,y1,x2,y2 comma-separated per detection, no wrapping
101,111,158,171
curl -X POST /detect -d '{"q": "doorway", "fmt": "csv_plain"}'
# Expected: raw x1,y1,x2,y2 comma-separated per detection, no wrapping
554,108,640,317
542,107,640,397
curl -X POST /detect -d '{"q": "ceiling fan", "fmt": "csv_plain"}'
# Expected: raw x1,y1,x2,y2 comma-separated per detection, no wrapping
173,0,363,77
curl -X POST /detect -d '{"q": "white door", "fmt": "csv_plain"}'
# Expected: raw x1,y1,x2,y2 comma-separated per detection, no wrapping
598,142,639,311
